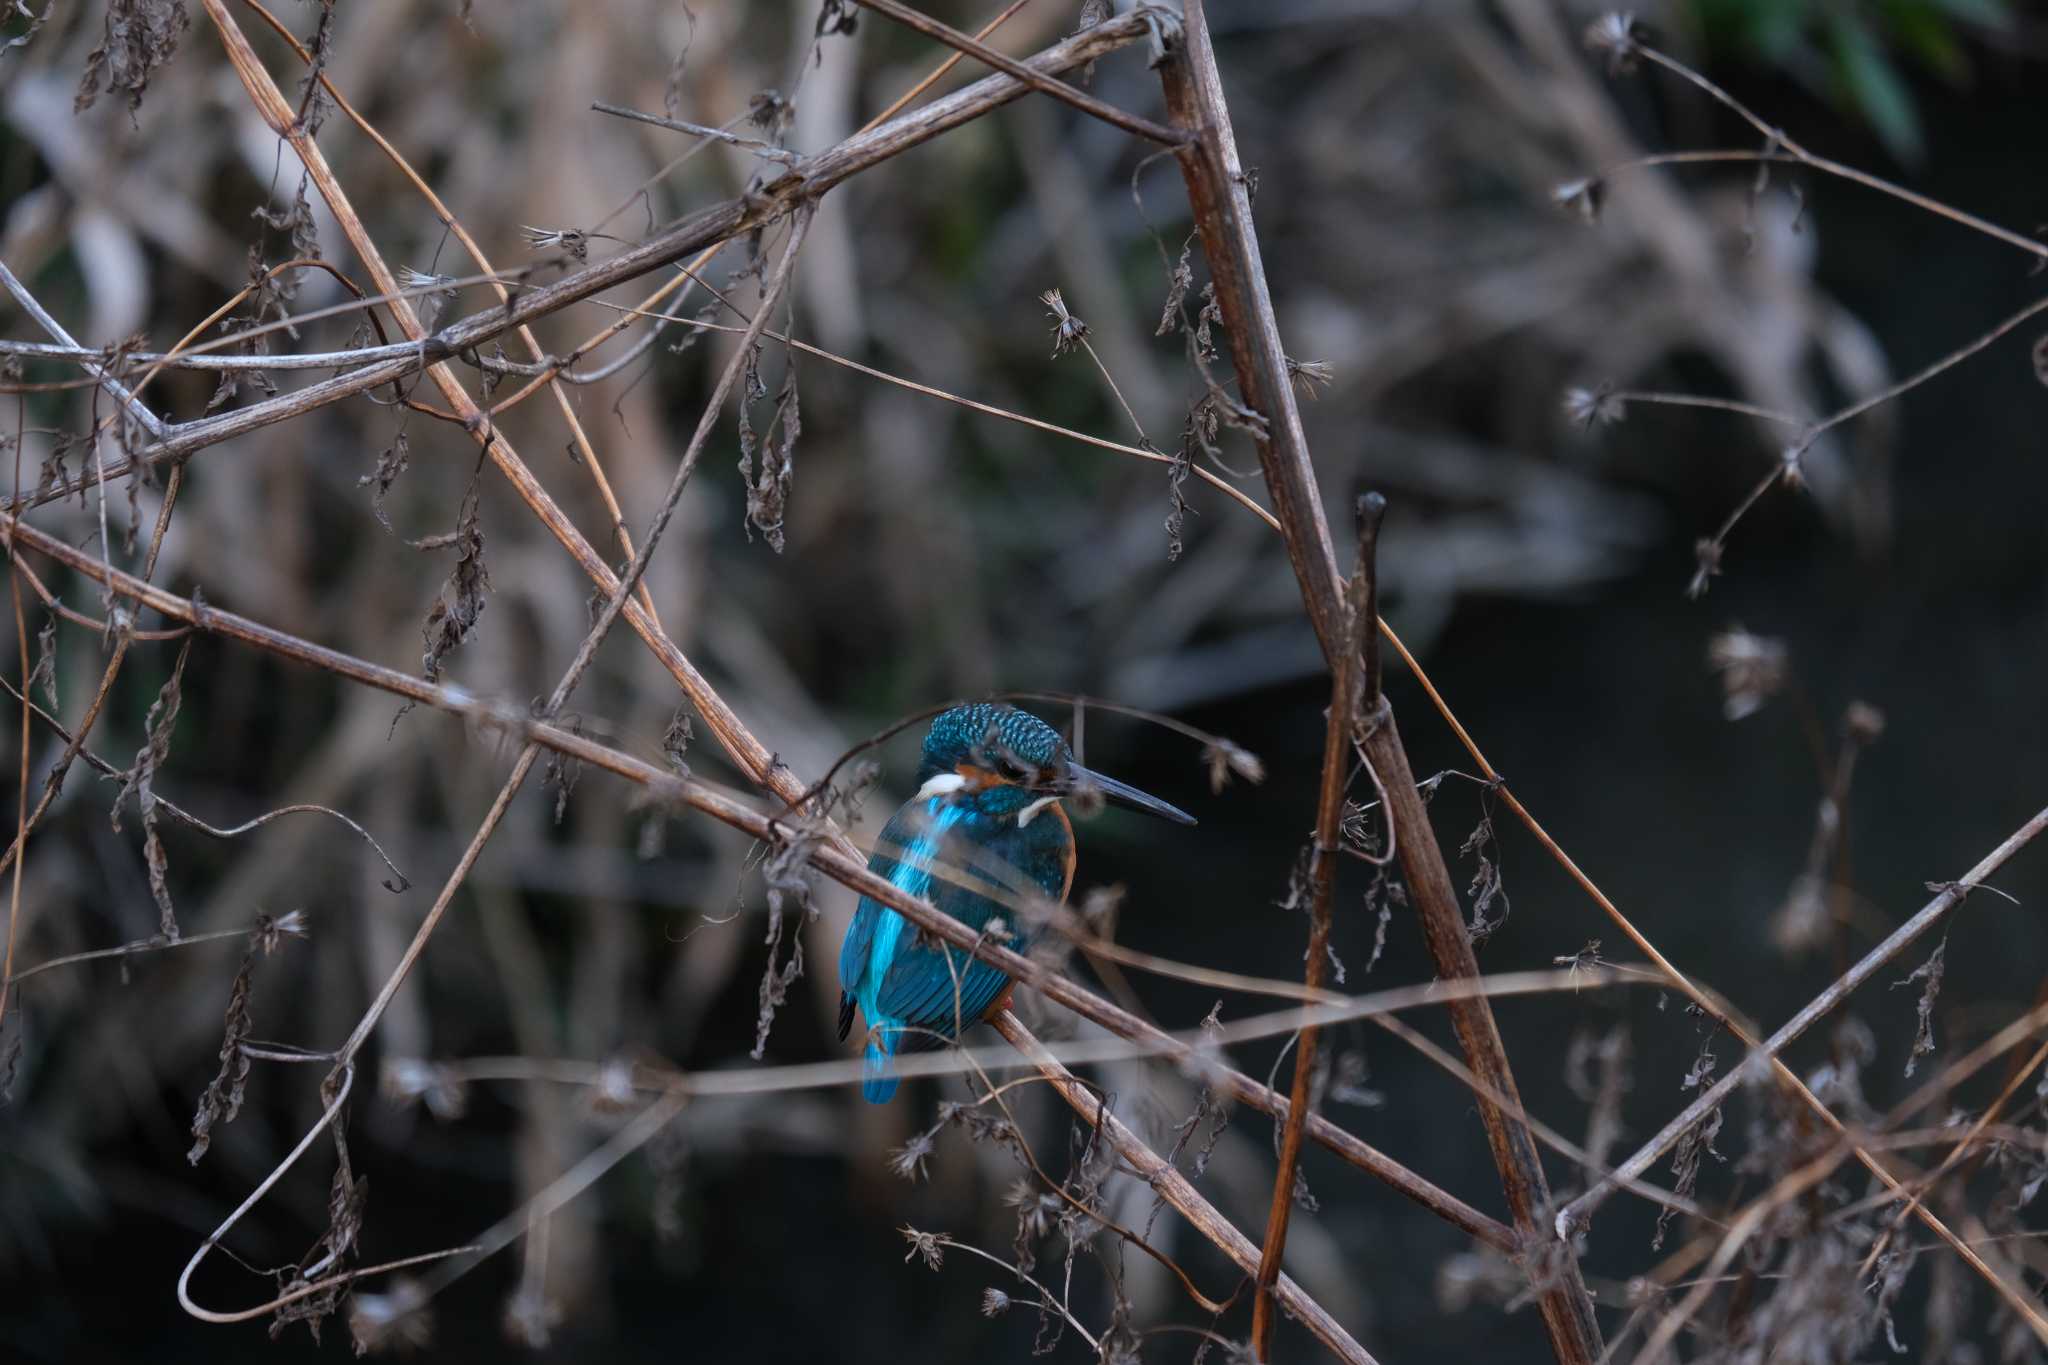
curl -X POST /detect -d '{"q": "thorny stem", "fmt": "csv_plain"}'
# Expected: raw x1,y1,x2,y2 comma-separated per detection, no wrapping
1250,495,1382,1359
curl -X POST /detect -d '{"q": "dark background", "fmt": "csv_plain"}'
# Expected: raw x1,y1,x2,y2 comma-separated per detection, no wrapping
4,1,2046,1360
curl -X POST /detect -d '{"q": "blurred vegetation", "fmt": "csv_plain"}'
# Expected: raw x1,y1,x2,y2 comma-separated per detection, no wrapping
3,1,2048,1362
1691,0,2008,160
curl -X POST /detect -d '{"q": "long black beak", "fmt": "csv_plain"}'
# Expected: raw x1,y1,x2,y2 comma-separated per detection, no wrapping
1063,762,1197,825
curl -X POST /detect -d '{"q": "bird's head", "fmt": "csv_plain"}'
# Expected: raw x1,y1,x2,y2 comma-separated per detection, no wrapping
914,703,1195,826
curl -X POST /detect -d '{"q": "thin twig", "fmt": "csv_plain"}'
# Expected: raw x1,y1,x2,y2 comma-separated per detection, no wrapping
994,1011,1378,1365
591,101,801,163
1564,810,2048,1222
851,0,1187,148
1250,494,1382,1358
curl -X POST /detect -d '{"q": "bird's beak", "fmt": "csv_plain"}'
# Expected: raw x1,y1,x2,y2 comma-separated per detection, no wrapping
1061,762,1197,825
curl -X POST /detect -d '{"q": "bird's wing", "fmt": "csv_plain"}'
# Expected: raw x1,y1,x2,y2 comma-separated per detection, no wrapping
838,802,925,999
874,935,1011,1051
872,820,1035,1048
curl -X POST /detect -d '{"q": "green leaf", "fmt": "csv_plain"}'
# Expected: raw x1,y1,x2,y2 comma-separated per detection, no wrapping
1831,16,1925,163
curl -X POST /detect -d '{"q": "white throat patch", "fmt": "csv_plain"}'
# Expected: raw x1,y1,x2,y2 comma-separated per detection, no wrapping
914,772,969,802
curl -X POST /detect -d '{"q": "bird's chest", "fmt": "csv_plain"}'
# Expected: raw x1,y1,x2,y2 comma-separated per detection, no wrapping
876,797,1074,936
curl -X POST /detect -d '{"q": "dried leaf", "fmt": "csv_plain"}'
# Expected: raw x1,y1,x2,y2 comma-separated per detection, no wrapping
251,174,321,268
740,362,800,552
1156,239,1193,337
751,817,820,1058
418,487,491,682
1893,935,1946,1077
29,610,58,712
1193,282,1222,361
1164,437,1191,561
359,431,411,532
187,931,261,1163
1200,735,1264,792
75,0,190,116
1458,798,1509,946
661,708,694,775
541,716,583,826
112,639,191,938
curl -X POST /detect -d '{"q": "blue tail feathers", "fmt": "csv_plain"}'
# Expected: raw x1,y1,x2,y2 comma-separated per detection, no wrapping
861,1037,899,1104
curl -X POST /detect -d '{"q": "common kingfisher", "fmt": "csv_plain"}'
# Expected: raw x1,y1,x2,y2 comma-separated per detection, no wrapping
837,703,1195,1102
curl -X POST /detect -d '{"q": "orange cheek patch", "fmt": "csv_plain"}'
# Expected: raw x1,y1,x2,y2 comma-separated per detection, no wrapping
954,762,1007,791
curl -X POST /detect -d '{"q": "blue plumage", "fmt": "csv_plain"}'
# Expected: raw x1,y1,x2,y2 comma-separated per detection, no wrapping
838,704,1193,1103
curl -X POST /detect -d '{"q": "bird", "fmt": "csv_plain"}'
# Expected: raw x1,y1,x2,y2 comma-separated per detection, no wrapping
837,703,1194,1103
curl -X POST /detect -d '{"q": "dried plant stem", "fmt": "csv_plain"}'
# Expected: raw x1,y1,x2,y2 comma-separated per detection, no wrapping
170,202,809,1324
852,0,1186,148
593,300,1281,530
398,968,1636,1107
1367,706,1604,1360
1157,3,1343,657
1560,808,2048,1350
860,0,1033,131
15,9,1165,512
1159,5,1602,1357
1250,495,1383,1359
993,1011,1378,1365
1567,812,2048,1217
237,0,663,626
1627,44,2048,262
2,396,26,1028
1370,613,2029,1321
1856,1036,2048,1281
0,506,1514,1254
1603,389,1802,427
0,259,167,440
